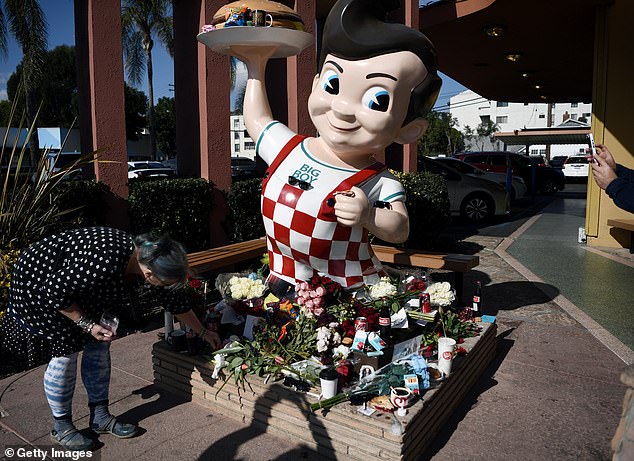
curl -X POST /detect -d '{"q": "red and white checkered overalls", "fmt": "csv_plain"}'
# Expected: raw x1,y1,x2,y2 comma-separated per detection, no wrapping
261,134,386,289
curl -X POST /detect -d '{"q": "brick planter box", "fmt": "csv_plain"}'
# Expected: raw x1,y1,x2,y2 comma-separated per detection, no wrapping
153,322,497,460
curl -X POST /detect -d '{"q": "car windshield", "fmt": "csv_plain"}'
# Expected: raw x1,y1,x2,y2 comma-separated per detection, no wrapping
441,159,478,174
511,155,532,167
566,157,589,165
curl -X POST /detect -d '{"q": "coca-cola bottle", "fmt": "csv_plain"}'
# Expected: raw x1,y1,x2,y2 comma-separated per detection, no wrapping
472,281,482,315
379,302,392,341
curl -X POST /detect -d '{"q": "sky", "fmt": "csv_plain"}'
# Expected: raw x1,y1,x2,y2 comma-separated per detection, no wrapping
0,1,466,111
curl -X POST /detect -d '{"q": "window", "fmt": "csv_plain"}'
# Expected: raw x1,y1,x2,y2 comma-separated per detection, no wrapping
479,115,491,123
244,141,255,150
571,102,578,108
233,119,240,129
496,102,508,107
235,144,240,153
583,113,591,118
538,114,545,119
234,132,240,139
489,155,507,167
496,116,508,124
463,154,487,164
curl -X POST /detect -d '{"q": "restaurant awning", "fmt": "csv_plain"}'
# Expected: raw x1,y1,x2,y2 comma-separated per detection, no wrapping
418,0,611,103
495,128,591,146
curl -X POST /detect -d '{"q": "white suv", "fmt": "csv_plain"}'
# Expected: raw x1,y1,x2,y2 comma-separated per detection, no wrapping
562,156,589,181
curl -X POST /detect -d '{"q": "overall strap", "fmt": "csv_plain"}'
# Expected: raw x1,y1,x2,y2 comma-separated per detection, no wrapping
262,134,306,189
319,162,387,215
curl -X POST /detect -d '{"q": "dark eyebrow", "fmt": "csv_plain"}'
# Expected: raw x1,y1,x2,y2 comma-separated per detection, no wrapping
324,60,344,73
366,72,397,81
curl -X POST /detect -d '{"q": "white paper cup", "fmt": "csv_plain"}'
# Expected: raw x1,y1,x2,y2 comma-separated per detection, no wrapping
319,367,339,399
437,337,456,376
320,378,338,399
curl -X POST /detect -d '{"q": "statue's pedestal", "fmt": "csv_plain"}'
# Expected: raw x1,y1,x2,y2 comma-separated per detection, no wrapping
152,322,497,460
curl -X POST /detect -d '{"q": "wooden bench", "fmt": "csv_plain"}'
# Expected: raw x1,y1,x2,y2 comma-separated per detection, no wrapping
607,218,634,253
187,238,479,303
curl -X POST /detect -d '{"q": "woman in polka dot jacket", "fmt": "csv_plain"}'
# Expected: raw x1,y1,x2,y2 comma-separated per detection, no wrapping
0,227,221,451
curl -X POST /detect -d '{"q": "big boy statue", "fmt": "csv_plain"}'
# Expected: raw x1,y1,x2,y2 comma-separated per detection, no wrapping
231,0,441,294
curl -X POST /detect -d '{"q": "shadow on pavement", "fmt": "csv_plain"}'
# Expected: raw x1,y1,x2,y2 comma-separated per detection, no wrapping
114,384,191,427
481,281,559,314
433,270,558,313
196,384,325,461
420,327,517,460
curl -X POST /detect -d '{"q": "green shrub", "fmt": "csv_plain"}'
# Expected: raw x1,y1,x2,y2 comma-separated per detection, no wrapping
389,170,451,249
46,180,110,234
129,178,215,252
226,178,264,242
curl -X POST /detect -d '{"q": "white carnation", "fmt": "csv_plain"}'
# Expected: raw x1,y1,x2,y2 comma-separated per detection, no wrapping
425,282,456,307
369,277,397,299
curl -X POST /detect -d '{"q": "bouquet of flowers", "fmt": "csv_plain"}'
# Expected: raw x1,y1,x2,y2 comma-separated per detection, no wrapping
368,276,397,299
424,282,456,307
215,271,267,317
295,275,342,318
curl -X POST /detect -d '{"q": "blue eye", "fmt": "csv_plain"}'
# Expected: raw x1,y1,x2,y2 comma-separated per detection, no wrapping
362,87,390,112
322,70,339,95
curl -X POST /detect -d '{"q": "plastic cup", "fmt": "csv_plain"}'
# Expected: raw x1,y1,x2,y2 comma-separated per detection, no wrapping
100,311,119,336
437,337,456,376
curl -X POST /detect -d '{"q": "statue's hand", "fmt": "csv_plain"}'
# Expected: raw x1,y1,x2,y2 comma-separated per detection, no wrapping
333,186,369,228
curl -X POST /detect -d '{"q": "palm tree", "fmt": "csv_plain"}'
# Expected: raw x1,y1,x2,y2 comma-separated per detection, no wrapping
121,0,173,160
0,0,48,167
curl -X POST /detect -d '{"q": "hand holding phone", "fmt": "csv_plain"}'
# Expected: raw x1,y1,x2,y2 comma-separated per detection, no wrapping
587,133,598,164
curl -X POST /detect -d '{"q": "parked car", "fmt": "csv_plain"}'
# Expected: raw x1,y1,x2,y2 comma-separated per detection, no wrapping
454,151,565,195
549,156,568,168
231,156,258,179
562,155,590,181
418,156,510,222
128,161,176,180
432,156,527,201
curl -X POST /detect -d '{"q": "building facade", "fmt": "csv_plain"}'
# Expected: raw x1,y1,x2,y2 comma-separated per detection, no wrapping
230,115,256,160
449,89,592,158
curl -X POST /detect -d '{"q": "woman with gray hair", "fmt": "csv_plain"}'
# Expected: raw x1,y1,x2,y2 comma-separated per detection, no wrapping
0,227,220,451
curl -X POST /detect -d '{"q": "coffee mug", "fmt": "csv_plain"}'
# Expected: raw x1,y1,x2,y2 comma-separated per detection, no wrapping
252,10,273,27
169,329,187,352
390,386,413,416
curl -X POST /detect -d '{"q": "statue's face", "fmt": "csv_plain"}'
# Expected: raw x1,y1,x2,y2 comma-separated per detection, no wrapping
308,51,428,156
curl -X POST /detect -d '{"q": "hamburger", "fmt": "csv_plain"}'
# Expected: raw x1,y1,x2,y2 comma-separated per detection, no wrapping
211,0,305,31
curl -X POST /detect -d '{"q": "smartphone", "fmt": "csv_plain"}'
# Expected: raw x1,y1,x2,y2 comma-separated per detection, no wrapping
587,133,597,164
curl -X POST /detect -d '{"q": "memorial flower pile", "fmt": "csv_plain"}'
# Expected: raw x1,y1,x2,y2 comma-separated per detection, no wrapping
208,266,480,398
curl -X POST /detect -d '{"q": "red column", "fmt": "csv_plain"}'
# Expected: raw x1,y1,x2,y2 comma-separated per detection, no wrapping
173,0,201,178
75,0,129,227
199,0,232,246
287,0,317,136
384,0,420,172
402,0,419,173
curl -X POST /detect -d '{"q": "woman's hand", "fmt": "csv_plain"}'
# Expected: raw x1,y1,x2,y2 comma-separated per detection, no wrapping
90,324,115,342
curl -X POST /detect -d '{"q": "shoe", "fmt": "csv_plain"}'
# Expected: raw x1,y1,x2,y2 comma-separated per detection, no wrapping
92,415,138,439
50,428,94,451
